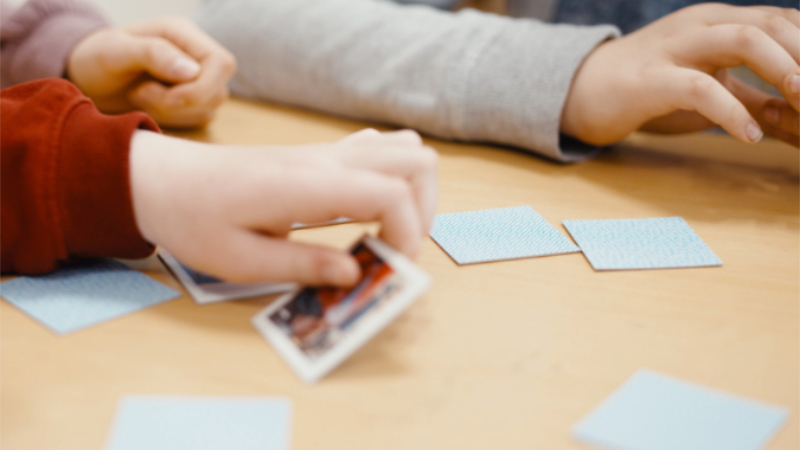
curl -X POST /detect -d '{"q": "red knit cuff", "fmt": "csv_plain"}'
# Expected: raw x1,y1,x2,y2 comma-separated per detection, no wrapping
56,98,160,260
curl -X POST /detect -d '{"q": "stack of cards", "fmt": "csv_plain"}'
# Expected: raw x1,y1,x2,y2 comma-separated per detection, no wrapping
252,236,431,383
159,252,296,305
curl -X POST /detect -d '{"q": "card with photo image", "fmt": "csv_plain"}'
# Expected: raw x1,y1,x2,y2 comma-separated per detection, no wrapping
158,252,296,305
252,235,431,384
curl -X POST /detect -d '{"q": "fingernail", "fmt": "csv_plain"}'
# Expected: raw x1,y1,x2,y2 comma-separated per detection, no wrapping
746,122,763,143
170,57,200,79
790,75,800,95
764,106,780,125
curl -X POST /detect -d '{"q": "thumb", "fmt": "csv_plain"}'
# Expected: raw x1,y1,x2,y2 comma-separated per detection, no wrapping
120,35,201,83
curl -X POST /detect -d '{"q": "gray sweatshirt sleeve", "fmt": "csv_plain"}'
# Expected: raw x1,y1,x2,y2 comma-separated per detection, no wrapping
1,0,108,89
196,0,620,162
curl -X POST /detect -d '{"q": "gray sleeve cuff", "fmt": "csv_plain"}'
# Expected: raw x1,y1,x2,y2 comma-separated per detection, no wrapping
1,0,108,88
455,13,620,162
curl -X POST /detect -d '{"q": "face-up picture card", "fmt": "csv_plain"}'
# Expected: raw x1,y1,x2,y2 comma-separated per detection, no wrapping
562,217,722,270
0,259,180,334
159,252,296,305
429,206,579,264
572,369,789,450
252,235,431,383
104,396,292,450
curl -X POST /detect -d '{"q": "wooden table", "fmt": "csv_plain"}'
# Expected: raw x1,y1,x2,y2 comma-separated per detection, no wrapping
2,98,798,450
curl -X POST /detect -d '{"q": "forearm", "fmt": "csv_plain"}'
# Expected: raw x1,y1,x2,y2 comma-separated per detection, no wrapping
0,0,108,88
196,0,618,161
1,79,157,274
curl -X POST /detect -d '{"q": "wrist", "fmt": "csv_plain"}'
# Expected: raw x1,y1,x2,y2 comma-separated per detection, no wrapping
559,38,625,146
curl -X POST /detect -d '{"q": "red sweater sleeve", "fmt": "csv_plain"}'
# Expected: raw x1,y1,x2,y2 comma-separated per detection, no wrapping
1,78,159,274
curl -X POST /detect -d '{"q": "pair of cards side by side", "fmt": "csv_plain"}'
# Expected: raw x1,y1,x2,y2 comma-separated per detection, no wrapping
252,235,431,384
430,206,721,270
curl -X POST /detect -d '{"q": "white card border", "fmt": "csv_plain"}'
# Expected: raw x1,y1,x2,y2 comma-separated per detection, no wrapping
251,236,431,384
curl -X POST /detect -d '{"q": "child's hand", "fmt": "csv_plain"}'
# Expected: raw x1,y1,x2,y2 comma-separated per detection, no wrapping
129,129,438,286
67,17,236,128
561,4,800,147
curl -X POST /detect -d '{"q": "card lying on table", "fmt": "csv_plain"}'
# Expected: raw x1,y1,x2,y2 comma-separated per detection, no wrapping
159,252,295,305
252,235,431,383
429,206,579,264
572,369,789,450
0,259,179,334
105,396,292,450
563,217,722,270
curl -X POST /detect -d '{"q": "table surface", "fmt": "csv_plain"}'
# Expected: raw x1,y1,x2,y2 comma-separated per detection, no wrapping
3,98,798,450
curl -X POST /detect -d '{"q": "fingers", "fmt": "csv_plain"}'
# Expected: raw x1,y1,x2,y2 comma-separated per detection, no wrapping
336,128,382,144
725,74,799,146
339,128,423,146
119,35,201,83
664,68,762,143
126,17,229,62
128,81,217,127
705,5,800,66
212,231,361,286
165,54,234,107
257,166,425,259
335,129,438,233
678,24,800,111
750,7,800,64
763,100,800,137
125,17,236,108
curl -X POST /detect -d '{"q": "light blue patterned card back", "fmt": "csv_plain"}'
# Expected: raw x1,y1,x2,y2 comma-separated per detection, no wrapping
562,217,722,270
572,369,789,450
430,206,579,264
0,259,180,334
105,396,292,450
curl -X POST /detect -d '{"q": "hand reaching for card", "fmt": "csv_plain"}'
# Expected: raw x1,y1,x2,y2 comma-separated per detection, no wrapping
129,129,438,286
560,4,800,147
67,17,236,128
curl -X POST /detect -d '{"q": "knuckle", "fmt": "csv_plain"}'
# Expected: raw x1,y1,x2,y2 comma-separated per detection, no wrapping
384,178,413,203
731,25,762,48
146,38,172,61
397,129,423,144
687,75,714,100
162,16,194,29
683,2,720,17
761,13,786,35
416,146,439,171
221,52,238,75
